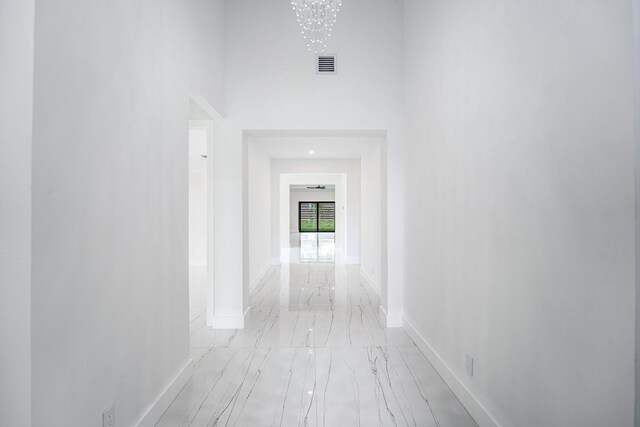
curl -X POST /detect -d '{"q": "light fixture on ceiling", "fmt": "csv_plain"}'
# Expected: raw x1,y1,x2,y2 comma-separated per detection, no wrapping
308,150,315,155
291,0,342,53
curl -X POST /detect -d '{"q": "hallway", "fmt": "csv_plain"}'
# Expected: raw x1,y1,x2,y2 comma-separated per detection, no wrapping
157,238,477,426
4,1,637,425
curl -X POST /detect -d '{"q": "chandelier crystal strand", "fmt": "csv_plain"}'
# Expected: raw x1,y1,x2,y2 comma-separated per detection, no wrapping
291,0,342,53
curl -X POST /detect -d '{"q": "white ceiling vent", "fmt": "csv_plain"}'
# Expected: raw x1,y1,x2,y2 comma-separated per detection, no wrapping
317,54,336,74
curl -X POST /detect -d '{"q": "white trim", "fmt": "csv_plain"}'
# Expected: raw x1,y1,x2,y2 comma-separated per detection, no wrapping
360,267,380,296
189,260,207,268
136,359,192,427
189,89,223,121
250,263,271,291
345,256,360,265
379,305,387,325
403,315,499,427
379,305,403,328
210,307,251,329
271,257,281,265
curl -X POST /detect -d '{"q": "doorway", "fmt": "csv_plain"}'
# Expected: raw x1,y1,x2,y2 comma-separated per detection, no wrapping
280,175,346,263
188,113,215,332
188,124,210,335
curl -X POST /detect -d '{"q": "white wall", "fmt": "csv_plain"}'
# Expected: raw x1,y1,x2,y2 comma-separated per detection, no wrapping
188,0,225,114
247,143,272,289
403,1,635,426
28,1,225,425
271,159,360,263
225,0,404,322
225,0,403,130
0,0,34,425
290,189,335,233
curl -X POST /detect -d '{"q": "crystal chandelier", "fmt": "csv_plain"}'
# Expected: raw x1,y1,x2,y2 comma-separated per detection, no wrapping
291,0,342,53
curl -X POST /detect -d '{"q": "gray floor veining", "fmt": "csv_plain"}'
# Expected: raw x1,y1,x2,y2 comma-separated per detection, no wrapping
157,235,477,427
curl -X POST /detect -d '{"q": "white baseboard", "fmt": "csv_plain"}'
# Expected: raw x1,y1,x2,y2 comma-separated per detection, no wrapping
136,359,192,427
210,306,251,329
379,305,403,327
345,256,360,265
279,248,291,264
360,268,380,297
403,315,499,427
250,263,271,291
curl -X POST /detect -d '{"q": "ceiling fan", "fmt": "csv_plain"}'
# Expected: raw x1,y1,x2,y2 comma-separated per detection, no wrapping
307,185,326,190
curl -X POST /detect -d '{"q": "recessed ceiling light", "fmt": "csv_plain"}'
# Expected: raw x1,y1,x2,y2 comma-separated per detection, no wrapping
308,150,315,155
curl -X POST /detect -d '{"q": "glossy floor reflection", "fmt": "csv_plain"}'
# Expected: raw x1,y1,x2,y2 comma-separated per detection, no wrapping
290,232,336,263
158,254,477,426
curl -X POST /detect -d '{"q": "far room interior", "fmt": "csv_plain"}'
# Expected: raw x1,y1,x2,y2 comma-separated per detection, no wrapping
290,184,336,263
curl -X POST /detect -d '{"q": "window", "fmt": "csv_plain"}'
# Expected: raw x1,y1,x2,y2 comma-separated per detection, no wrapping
299,202,335,232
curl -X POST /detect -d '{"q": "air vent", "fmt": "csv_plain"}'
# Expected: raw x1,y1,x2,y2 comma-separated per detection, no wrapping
317,54,336,74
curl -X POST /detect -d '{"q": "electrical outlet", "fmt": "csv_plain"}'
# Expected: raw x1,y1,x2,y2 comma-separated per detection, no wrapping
465,355,474,377
103,404,115,427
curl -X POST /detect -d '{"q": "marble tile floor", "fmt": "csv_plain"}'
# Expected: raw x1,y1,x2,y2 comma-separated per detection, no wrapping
158,261,477,427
